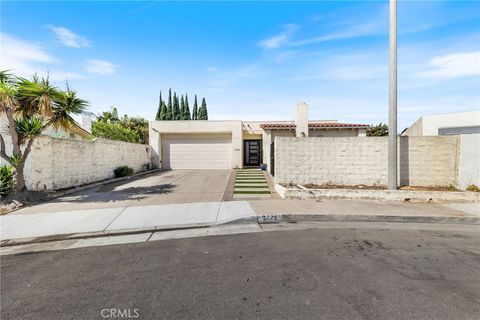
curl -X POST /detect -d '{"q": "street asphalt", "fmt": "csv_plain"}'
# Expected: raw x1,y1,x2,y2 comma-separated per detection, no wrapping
1,224,479,320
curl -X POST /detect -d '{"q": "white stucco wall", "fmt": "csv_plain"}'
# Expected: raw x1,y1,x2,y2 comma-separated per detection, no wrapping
404,111,480,136
402,117,423,136
294,103,309,137
423,111,480,135
26,136,150,190
149,120,243,169
458,134,480,189
274,136,460,188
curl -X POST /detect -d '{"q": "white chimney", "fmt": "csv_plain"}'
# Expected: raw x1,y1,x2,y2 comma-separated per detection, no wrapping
295,102,309,137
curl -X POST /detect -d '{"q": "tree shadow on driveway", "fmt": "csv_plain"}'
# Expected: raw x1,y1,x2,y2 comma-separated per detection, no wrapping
48,183,178,205
97,181,175,195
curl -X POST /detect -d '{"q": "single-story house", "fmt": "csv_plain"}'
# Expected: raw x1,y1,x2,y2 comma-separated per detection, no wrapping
402,111,480,136
149,103,368,173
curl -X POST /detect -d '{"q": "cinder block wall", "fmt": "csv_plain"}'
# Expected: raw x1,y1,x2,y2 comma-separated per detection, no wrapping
26,136,151,191
274,136,459,188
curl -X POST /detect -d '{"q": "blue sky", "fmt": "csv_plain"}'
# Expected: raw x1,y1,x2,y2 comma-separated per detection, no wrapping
1,1,479,130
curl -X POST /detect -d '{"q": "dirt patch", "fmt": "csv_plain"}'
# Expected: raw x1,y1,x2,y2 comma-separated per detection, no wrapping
399,186,459,192
281,183,460,192
302,184,386,190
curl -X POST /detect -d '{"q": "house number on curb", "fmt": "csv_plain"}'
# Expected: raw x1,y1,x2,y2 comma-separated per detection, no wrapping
257,214,282,223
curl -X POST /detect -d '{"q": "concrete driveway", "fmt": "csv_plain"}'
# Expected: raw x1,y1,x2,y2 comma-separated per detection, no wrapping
12,170,232,214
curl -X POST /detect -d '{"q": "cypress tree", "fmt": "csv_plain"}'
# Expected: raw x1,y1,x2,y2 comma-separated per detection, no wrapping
160,100,167,120
184,94,191,120
192,95,198,120
166,88,173,120
173,93,181,120
199,97,208,120
204,98,208,120
198,103,203,120
155,91,162,120
180,95,185,120
172,92,177,120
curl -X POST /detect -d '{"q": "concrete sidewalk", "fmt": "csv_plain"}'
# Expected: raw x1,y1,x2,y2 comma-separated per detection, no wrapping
249,199,480,218
0,201,256,242
2,198,478,247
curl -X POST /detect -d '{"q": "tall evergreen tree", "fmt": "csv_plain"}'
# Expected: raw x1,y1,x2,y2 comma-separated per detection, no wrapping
166,88,173,120
155,91,162,120
173,93,181,120
180,95,185,120
199,97,208,120
203,98,208,120
160,100,167,120
171,92,177,120
156,90,205,121
184,94,191,120
192,95,198,120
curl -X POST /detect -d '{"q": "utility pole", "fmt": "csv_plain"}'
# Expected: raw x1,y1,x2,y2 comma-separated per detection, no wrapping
388,0,398,190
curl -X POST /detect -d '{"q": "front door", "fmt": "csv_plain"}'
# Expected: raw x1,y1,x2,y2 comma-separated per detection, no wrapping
244,140,262,166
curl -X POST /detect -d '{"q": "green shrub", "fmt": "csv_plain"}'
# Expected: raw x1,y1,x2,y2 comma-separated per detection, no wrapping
114,166,134,178
92,121,140,143
0,165,14,197
446,184,457,191
466,184,480,192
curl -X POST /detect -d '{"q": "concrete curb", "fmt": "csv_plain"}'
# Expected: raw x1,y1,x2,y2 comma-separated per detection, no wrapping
0,216,259,248
1,169,162,215
3,213,477,248
274,184,480,203
257,213,480,225
0,223,214,248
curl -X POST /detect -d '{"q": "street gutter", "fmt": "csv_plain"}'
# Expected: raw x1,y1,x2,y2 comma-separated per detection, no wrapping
2,213,478,249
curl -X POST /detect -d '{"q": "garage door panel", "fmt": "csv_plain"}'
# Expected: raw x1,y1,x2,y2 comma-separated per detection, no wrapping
163,136,231,169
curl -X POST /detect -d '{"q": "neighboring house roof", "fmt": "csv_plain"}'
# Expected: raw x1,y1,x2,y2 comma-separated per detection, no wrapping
70,123,92,138
260,122,369,130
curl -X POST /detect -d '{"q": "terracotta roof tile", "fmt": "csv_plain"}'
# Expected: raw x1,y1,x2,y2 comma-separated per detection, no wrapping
259,122,369,129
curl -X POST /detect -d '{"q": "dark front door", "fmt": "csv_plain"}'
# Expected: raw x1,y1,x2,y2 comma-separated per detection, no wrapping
244,140,262,166
270,142,275,176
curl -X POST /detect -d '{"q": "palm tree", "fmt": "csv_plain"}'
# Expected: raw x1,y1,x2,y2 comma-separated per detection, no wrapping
0,71,87,194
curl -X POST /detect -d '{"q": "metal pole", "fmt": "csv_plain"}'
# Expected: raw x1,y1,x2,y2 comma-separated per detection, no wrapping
388,0,398,190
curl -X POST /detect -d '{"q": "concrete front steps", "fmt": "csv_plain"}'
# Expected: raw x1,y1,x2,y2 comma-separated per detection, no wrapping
233,169,271,199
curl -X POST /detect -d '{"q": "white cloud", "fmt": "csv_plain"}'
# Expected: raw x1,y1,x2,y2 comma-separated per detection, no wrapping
49,26,90,48
47,71,84,81
0,33,84,81
0,32,54,75
259,24,300,49
291,19,386,47
416,51,480,79
206,66,220,72
85,59,117,75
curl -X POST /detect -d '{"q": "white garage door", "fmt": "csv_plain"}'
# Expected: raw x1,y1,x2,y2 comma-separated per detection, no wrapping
163,135,232,169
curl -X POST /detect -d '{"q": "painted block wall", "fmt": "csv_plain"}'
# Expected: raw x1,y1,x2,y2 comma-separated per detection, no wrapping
274,136,460,188
26,136,151,190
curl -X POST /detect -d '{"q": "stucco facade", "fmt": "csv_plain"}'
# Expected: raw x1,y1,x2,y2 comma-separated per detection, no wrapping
149,120,244,169
402,111,480,136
